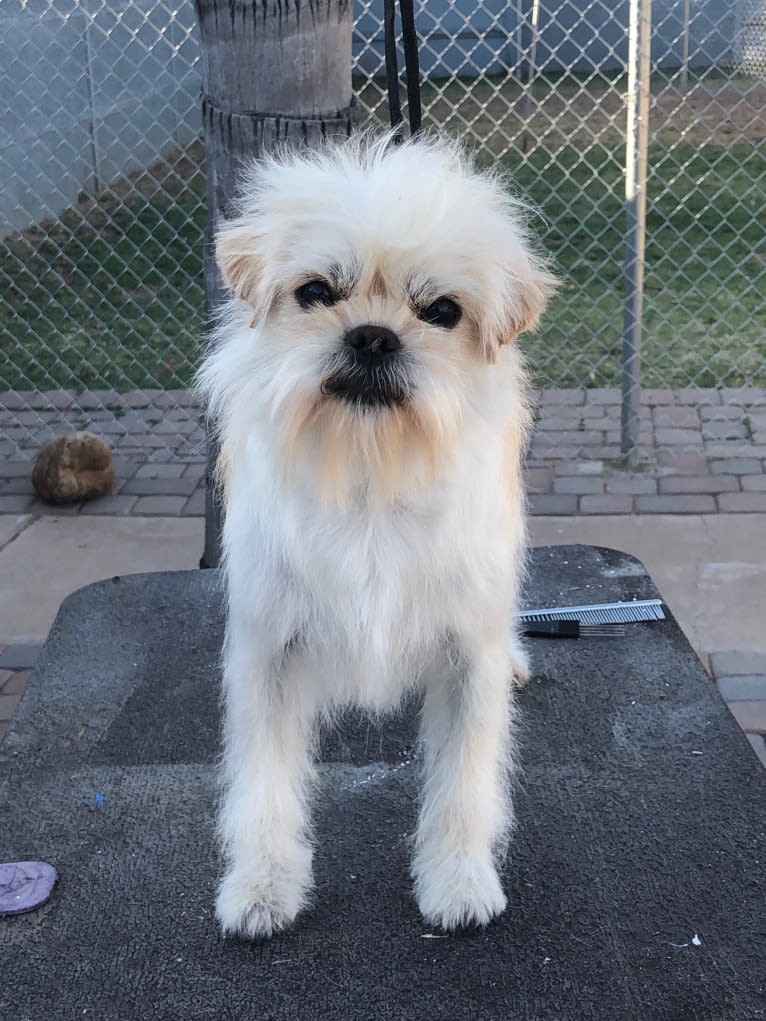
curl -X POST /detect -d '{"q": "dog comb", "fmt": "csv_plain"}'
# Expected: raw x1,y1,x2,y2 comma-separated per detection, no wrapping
516,598,665,626
521,619,626,639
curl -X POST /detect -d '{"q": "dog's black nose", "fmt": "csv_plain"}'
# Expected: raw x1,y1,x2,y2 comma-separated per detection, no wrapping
344,324,402,359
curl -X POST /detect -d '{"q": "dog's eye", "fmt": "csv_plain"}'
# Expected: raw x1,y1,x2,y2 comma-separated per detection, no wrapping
296,280,337,309
420,297,462,330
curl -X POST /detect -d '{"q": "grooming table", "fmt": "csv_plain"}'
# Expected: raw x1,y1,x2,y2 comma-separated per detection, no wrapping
2,546,765,1020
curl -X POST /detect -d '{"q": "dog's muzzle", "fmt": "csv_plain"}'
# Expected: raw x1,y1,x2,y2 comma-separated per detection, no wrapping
322,324,411,408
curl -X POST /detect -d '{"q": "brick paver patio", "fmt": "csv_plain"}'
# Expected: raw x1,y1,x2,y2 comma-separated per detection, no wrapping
2,386,765,516
2,385,765,760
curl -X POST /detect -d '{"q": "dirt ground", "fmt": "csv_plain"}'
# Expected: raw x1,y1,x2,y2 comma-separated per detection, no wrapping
10,75,766,247
364,76,766,154
529,80,766,148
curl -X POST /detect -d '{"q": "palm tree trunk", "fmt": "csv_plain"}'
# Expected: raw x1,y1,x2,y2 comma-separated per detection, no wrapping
194,0,355,567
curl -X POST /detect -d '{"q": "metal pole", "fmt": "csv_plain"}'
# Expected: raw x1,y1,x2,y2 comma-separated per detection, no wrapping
514,0,524,82
521,0,541,153
621,0,652,467
680,0,690,91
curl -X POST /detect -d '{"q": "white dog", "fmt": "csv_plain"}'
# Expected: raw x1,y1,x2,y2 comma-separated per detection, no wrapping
197,133,553,939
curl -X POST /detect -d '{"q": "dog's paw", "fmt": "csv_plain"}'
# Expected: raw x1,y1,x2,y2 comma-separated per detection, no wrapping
509,643,531,687
413,853,507,931
216,863,311,940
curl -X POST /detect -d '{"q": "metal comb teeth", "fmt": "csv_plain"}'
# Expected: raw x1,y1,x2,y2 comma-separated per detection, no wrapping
516,598,665,626
578,623,626,637
521,619,627,639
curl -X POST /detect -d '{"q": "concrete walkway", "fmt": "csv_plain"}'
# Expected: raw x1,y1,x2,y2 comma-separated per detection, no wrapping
0,509,764,767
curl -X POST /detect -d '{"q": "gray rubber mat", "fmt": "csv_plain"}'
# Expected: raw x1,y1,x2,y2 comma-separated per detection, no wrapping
2,546,764,1020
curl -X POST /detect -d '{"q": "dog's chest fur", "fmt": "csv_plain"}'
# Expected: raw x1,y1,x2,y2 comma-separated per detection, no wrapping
226,426,520,709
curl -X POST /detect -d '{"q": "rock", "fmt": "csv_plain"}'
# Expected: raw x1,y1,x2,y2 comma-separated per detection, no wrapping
32,432,114,504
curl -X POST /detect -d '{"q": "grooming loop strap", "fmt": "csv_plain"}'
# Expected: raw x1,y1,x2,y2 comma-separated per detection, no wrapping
383,0,422,138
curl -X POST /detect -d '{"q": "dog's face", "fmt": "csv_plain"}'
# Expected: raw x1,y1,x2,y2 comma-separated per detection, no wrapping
211,136,554,504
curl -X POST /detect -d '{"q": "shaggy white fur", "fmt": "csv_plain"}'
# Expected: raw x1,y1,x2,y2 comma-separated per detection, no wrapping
197,132,554,938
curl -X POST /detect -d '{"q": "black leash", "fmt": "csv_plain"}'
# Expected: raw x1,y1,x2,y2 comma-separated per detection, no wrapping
383,0,422,138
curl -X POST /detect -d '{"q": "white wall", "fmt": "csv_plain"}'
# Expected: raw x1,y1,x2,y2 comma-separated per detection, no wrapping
0,0,201,236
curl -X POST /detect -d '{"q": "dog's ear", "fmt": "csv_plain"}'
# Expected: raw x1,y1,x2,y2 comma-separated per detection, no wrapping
479,260,556,363
215,217,275,324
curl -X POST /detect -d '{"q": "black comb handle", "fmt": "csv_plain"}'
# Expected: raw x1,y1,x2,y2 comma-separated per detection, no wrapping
522,620,626,639
523,620,580,639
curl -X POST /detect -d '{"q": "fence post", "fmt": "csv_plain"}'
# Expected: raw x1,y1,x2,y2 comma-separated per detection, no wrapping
621,0,652,467
521,0,542,154
680,0,691,91
193,0,356,568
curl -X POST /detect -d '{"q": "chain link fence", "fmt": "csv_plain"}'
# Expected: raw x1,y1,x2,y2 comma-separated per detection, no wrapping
1,0,765,478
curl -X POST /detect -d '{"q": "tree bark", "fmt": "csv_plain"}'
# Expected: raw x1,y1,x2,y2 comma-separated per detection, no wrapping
194,0,355,567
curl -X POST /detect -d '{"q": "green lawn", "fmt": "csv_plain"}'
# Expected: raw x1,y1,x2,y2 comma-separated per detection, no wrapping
510,141,766,390
1,139,764,392
0,178,207,392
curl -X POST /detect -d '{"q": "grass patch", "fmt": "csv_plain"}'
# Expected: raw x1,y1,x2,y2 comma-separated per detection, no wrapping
510,140,766,389
1,138,764,392
0,172,207,391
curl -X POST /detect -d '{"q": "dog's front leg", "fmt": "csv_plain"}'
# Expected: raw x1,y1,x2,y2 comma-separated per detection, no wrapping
216,623,316,939
413,629,516,930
